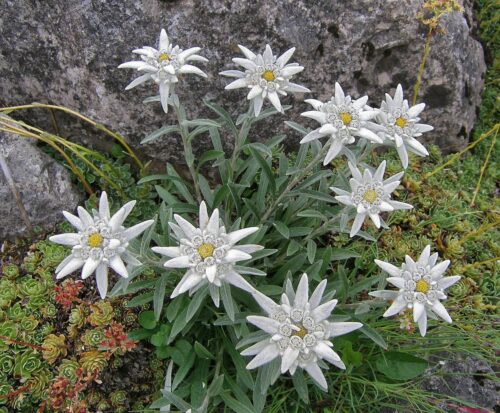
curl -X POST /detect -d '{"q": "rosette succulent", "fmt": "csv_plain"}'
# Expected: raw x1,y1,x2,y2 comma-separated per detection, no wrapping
88,301,114,327
42,334,67,364
152,201,263,306
0,353,14,378
57,359,80,383
220,44,310,116
370,246,461,336
300,83,382,165
331,161,412,237
119,29,208,113
50,192,154,299
0,279,17,309
79,350,109,374
243,273,362,390
14,350,42,378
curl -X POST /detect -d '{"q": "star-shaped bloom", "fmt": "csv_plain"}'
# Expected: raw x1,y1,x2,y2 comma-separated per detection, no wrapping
220,44,310,116
50,192,154,299
152,201,263,306
331,161,412,237
300,83,383,165
372,84,433,168
369,246,461,336
242,273,362,390
119,29,208,113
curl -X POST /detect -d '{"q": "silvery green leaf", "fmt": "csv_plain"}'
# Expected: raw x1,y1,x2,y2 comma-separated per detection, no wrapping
221,283,235,322
153,273,169,321
186,285,209,323
284,120,310,136
292,369,309,403
233,265,266,276
182,119,221,128
142,125,180,144
307,239,317,264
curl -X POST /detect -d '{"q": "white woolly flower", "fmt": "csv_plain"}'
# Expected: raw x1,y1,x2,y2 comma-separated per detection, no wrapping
300,83,383,165
50,192,154,299
331,161,412,237
372,84,433,168
243,273,362,390
119,29,208,113
152,201,263,306
220,44,310,116
369,246,461,336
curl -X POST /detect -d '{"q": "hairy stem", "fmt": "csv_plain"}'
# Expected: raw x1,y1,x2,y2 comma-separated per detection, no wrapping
260,143,330,224
173,100,202,203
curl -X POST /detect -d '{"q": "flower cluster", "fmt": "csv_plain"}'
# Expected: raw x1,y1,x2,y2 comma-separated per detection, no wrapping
153,201,262,306
244,274,362,390
370,245,460,336
48,28,463,406
50,192,154,299
331,161,412,237
220,44,310,116
119,29,208,113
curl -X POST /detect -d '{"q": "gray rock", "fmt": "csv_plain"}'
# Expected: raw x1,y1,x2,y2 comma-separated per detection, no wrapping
421,353,499,411
0,0,485,162
0,131,83,240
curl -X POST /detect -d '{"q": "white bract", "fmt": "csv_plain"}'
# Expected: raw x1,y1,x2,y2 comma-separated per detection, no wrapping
373,84,433,168
119,29,208,113
369,246,461,336
300,83,382,165
50,192,154,299
331,161,412,237
152,201,263,306
243,273,362,390
220,44,310,116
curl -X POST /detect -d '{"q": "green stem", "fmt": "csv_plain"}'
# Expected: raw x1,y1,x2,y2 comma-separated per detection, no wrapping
172,99,202,203
260,143,330,224
229,108,254,175
412,28,433,106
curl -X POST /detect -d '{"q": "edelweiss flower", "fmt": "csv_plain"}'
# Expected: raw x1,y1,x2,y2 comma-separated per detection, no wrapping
119,29,208,113
152,201,263,306
369,246,461,336
300,83,382,165
331,161,412,237
50,192,154,299
243,273,362,390
373,84,433,168
220,44,310,116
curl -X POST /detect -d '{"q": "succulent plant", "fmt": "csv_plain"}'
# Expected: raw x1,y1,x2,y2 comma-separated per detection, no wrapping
79,351,109,374
88,302,114,327
57,359,80,383
1,263,20,279
28,367,52,398
81,329,105,348
42,334,67,364
110,389,127,406
20,252,40,274
14,350,43,378
68,306,87,330
41,303,58,319
19,316,39,332
37,241,69,269
0,321,18,351
0,279,17,310
17,276,48,299
0,353,14,378
7,303,27,322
